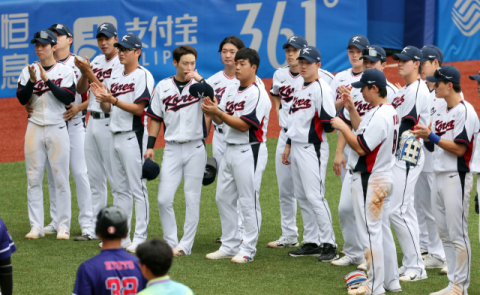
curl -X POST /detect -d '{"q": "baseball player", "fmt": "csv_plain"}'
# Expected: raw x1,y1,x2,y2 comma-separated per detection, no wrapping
331,69,401,295
90,33,154,253
469,70,480,248
0,218,16,295
389,46,430,281
203,48,271,263
145,45,209,257
332,45,397,267
268,35,334,250
281,46,338,262
73,206,147,295
413,65,478,295
136,239,194,295
73,23,121,241
16,30,75,240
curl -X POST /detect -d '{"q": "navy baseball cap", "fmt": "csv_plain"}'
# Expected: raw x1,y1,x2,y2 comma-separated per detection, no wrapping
30,30,57,45
114,33,142,49
189,81,214,99
283,35,308,49
420,46,441,63
352,69,387,88
96,22,117,38
469,71,480,82
393,46,422,61
347,34,369,51
142,158,160,181
360,45,386,63
422,45,443,64
297,46,321,63
48,24,73,38
426,65,461,84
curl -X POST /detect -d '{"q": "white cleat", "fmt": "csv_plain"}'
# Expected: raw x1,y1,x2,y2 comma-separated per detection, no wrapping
43,225,56,235
347,285,373,295
126,242,138,253
173,246,186,257
424,254,445,269
331,255,355,266
267,237,299,248
205,250,234,260
25,228,44,239
56,229,70,240
357,262,367,271
231,254,253,263
399,270,427,282
430,287,451,295
440,264,448,275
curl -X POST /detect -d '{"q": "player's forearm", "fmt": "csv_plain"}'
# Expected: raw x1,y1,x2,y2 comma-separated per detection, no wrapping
348,108,362,131
271,94,281,115
76,75,90,94
335,100,343,111
204,114,212,137
16,81,34,105
221,112,250,132
100,101,111,113
336,131,348,154
148,119,161,138
47,80,75,105
115,100,146,117
78,100,88,111
340,126,366,156
437,138,468,157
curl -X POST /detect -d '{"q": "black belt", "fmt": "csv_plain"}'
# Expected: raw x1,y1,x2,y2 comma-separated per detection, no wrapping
214,125,223,134
90,111,110,119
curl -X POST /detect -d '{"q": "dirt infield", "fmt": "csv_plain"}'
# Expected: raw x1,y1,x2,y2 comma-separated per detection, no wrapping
1,58,479,163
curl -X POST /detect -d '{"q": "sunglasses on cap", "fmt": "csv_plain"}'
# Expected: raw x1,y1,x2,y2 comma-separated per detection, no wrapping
362,48,384,60
34,31,51,40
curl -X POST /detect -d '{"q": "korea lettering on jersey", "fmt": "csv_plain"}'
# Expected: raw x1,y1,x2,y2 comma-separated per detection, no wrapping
146,77,207,141
18,61,76,126
218,82,271,144
285,78,336,143
61,54,84,118
206,70,239,127
330,68,363,102
348,104,400,173
422,90,447,173
391,79,430,129
432,100,478,172
270,67,302,129
105,66,154,133
87,54,121,113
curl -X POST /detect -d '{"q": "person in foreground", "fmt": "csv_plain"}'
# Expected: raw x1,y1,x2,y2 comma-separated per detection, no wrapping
136,238,194,295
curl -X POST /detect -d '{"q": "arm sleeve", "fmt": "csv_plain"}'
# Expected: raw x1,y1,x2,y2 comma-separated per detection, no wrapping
134,71,152,106
319,82,336,133
398,119,415,140
357,115,387,154
47,79,76,105
218,88,228,112
239,90,261,130
145,86,163,122
424,140,434,152
16,80,34,105
453,106,473,148
338,106,351,125
270,71,280,95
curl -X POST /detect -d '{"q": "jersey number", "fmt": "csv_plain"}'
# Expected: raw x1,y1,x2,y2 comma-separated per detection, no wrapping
392,130,398,154
106,277,138,295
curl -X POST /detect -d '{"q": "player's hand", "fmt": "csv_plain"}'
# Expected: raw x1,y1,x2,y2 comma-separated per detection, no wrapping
28,64,37,83
341,93,355,111
282,144,291,165
25,100,34,115
37,62,48,82
333,152,346,177
411,123,431,140
63,104,81,122
201,96,219,115
338,85,352,95
395,82,402,89
331,117,347,131
184,69,203,82
144,148,155,161
91,82,112,103
75,56,92,74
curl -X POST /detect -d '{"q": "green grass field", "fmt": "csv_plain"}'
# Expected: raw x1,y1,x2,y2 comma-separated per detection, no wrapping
1,133,479,294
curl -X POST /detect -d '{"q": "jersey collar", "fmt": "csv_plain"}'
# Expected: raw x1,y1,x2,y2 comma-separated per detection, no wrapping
106,53,118,63
147,275,171,287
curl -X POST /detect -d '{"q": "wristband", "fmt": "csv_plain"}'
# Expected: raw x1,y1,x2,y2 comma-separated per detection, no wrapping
427,132,441,145
147,136,156,149
113,98,118,106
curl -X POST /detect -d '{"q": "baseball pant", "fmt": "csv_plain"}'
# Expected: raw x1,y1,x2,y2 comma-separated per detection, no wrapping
290,141,335,246
352,171,400,295
157,140,206,255
389,156,426,277
414,171,446,261
217,143,268,258
338,170,364,263
25,121,71,233
433,172,472,294
46,116,94,232
110,129,149,245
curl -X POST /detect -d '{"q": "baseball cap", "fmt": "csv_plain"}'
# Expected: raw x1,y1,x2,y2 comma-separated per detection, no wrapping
392,46,422,61
351,69,387,88
420,46,441,63
96,22,117,38
297,46,321,63
142,158,160,181
424,45,443,64
114,33,142,50
347,34,370,51
30,30,57,45
283,35,308,49
360,45,386,63
189,81,214,100
469,70,480,82
203,157,217,186
48,24,73,38
426,65,461,84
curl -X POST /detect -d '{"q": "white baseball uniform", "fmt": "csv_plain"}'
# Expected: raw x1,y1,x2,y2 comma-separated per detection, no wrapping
45,53,93,233
429,99,478,294
146,77,207,255
216,81,271,258
85,54,122,231
348,104,401,295
18,61,75,234
104,65,154,245
336,81,397,263
286,77,336,246
389,79,430,277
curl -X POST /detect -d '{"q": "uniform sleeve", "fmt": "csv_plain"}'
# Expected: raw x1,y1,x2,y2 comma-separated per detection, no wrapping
270,71,280,96
319,82,336,133
73,263,94,295
18,67,29,86
240,89,262,130
338,106,351,125
218,88,228,112
357,115,387,154
453,106,475,148
330,76,340,102
146,85,164,122
386,83,397,103
134,71,151,106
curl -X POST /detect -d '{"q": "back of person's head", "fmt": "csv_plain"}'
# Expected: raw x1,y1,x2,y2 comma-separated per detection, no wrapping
136,239,173,277
95,205,128,240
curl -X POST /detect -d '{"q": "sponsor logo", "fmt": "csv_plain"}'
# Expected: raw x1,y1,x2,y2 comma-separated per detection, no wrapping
73,16,118,58
241,149,249,153
163,94,200,112
213,81,221,86
352,36,360,42
452,0,480,36
127,136,135,140
302,47,310,54
280,79,286,84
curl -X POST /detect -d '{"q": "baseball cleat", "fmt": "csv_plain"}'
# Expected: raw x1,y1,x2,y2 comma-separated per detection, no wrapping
43,224,57,235
440,264,448,275
385,288,402,293
399,270,427,282
420,248,428,258
357,262,367,271
347,285,373,295
56,229,70,240
81,227,90,236
267,237,299,248
215,237,222,243
398,266,406,276
205,250,234,260
173,246,186,257
331,255,355,266
25,228,44,239
74,234,96,241
429,287,451,295
231,254,253,263
340,250,345,255
126,242,139,253
423,254,445,269
288,243,322,257
317,243,339,262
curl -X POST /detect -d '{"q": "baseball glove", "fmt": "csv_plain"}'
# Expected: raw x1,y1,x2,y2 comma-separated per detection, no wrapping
397,130,422,166
344,270,367,291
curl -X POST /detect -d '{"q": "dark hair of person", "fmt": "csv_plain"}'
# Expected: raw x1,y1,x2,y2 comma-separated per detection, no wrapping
218,36,245,52
234,48,260,74
136,239,173,277
366,84,387,98
173,45,197,62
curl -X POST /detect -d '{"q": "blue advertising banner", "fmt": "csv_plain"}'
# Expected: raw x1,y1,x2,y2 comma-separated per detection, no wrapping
436,0,480,63
0,0,367,99
367,0,405,50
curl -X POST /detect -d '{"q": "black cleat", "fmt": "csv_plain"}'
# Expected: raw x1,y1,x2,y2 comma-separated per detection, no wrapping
216,237,222,243
74,234,96,241
317,243,339,262
288,243,322,257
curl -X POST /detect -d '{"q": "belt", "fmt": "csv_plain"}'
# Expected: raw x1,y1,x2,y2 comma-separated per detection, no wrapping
90,111,110,119
349,169,369,174
168,140,192,144
214,125,223,134
113,130,132,135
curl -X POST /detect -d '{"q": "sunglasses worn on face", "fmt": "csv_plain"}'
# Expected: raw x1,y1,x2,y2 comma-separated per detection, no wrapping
118,47,136,53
